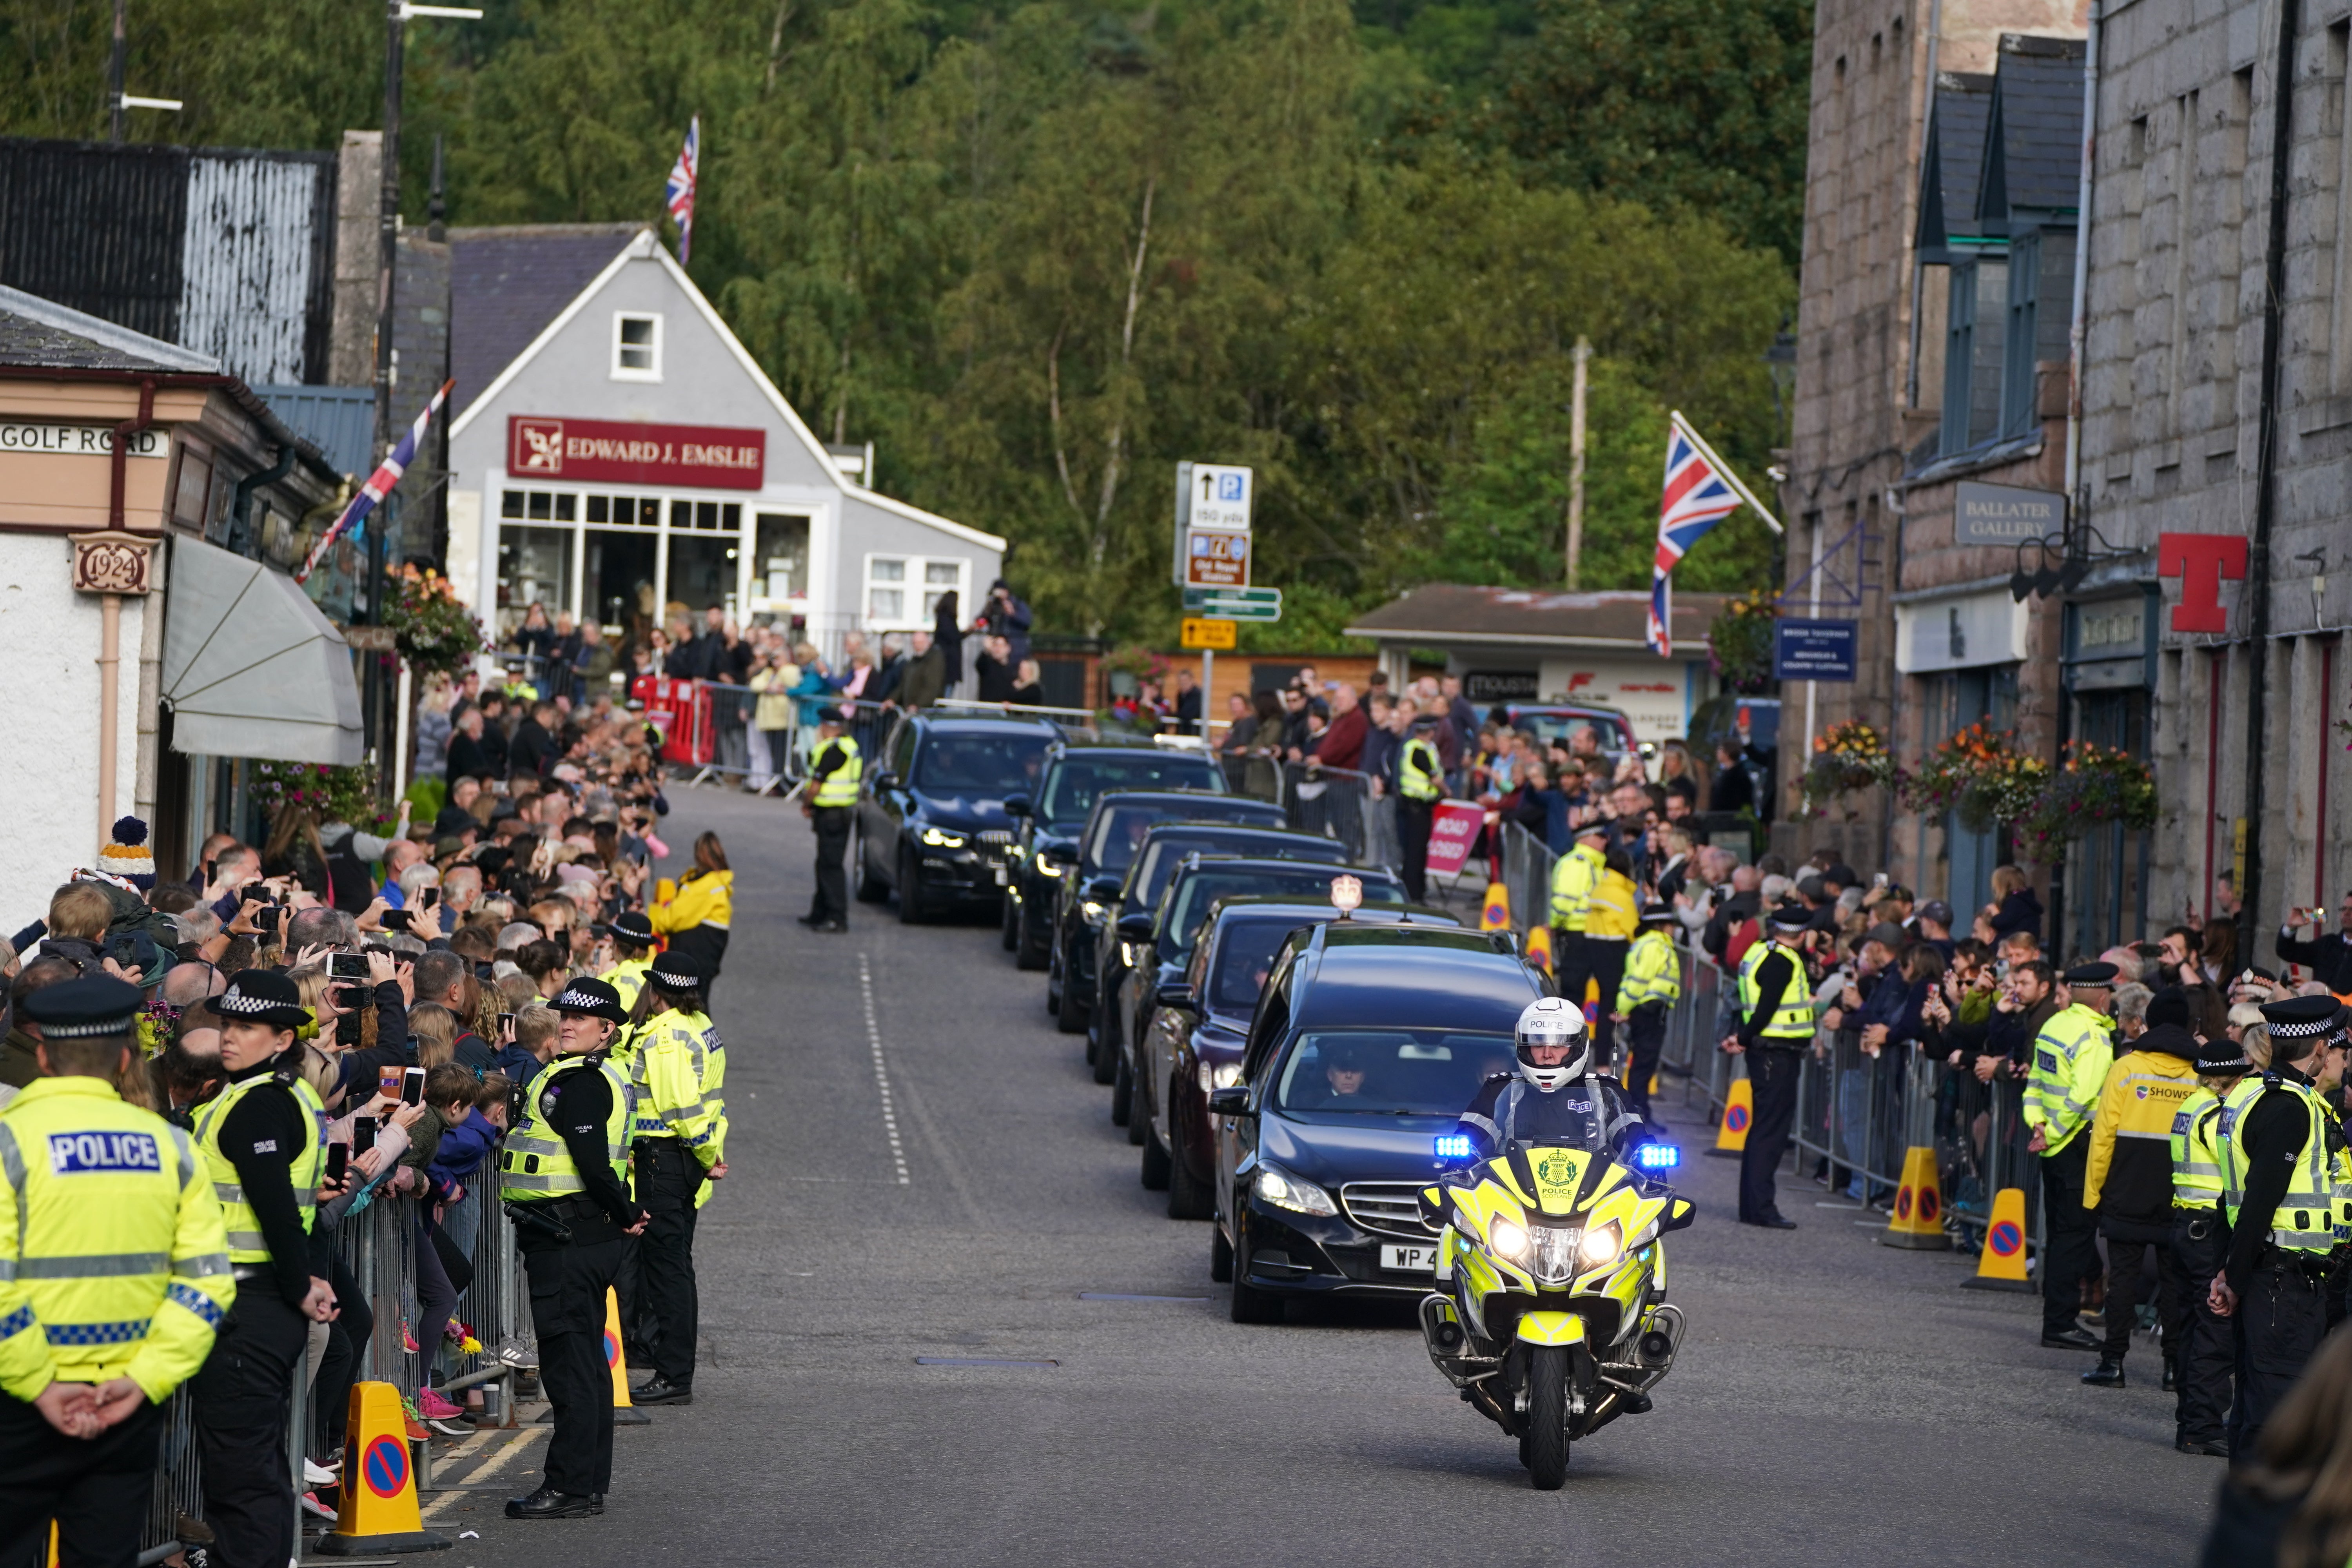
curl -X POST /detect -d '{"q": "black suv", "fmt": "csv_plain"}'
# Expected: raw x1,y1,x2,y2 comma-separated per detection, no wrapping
853,710,1061,922
1001,739,1230,967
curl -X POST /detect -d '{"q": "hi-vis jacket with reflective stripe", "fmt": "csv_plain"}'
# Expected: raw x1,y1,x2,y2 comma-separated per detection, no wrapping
2082,1042,2200,1221
192,1071,326,1264
602,957,653,1017
812,737,862,808
1736,940,1816,1040
1397,737,1442,802
1582,869,1640,942
499,1053,632,1202
1548,842,1604,931
1616,929,1682,1013
2022,1004,2115,1157
630,1008,727,1182
2219,1072,2342,1255
2171,1086,2225,1208
0,1076,234,1403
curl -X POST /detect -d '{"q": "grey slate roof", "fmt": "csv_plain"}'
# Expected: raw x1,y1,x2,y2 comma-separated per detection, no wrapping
1978,34,2085,233
447,224,642,416
0,282,220,372
1343,584,1728,652
1915,72,1995,263
252,384,376,477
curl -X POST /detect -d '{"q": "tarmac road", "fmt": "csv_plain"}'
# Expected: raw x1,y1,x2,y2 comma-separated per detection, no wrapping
435,784,2217,1568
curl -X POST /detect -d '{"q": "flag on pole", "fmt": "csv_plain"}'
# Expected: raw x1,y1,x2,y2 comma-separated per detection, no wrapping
666,116,699,265
298,379,453,584
1646,410,1780,656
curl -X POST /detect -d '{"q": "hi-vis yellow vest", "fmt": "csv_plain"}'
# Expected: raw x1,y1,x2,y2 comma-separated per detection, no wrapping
813,736,863,808
1737,940,1815,1040
499,1054,632,1202
1398,737,1441,802
192,1071,327,1264
2218,1073,2338,1255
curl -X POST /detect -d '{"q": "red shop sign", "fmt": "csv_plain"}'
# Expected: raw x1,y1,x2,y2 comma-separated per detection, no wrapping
508,416,765,491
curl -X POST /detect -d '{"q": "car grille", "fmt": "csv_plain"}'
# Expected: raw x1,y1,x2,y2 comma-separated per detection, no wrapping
1341,1181,1437,1240
979,830,1013,845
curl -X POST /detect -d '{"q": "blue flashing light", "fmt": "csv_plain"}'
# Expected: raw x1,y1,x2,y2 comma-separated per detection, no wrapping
1633,1143,1681,1171
1434,1134,1475,1160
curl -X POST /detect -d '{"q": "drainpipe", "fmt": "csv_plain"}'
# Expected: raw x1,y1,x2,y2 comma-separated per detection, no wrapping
229,444,296,557
94,376,158,844
2052,4,2100,959
2241,0,2300,965
108,376,156,531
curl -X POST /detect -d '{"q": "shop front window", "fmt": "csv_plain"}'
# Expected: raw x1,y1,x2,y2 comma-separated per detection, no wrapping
667,533,738,619
754,513,809,608
497,525,575,637
2068,689,2152,958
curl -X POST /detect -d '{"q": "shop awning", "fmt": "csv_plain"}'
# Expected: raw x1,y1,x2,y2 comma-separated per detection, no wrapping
163,537,365,764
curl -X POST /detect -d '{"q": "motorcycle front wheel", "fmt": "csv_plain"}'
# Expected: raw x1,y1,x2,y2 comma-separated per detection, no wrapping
1525,1343,1570,1490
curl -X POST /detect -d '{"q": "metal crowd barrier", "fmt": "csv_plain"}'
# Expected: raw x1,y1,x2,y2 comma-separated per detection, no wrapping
661,686,1111,795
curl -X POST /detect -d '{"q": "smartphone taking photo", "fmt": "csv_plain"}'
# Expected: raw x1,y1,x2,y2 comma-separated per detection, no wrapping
401,1067,426,1107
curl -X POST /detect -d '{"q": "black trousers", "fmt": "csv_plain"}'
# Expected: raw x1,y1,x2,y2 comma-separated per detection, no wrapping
810,805,853,924
189,1288,307,1568
1552,931,1590,1021
1398,801,1432,902
1583,940,1626,1063
1621,1003,1668,1123
2174,1212,2234,1446
2038,1136,2100,1337
0,1393,163,1568
634,1139,705,1387
2101,1225,2189,1362
2229,1252,2330,1461
523,1233,628,1497
1738,1045,1802,1223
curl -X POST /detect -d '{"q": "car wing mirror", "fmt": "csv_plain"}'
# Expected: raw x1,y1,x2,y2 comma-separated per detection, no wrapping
1116,912,1155,942
874,769,899,790
1085,875,1122,897
1003,794,1032,817
1155,982,1198,1011
1206,1085,1252,1117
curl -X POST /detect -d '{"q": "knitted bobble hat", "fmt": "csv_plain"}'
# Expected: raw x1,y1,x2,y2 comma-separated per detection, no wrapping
98,815,156,891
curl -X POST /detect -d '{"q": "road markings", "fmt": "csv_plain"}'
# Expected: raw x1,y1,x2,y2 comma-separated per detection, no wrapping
915,1357,1059,1368
857,954,912,1185
418,1427,543,1520
1078,1292,1210,1303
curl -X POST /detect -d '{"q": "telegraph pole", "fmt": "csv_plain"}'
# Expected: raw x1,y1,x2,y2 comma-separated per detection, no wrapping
107,0,127,142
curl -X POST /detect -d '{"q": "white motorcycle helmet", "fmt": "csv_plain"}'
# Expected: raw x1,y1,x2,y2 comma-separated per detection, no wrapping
1514,996,1591,1091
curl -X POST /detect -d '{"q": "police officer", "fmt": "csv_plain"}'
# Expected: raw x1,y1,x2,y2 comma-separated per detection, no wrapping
1721,902,1816,1230
2212,994,2347,1459
0,977,234,1566
1456,997,1646,1162
1547,823,1607,1024
2172,1033,2251,1455
799,711,860,933
2024,960,2119,1351
1612,902,1682,1128
623,951,729,1407
500,978,648,1519
188,969,334,1567
598,911,659,1017
1394,715,1443,902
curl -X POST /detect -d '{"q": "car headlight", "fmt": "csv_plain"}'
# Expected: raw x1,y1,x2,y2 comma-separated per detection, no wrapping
1577,1221,1622,1269
1038,857,1067,877
1253,1161,1338,1218
1198,1060,1243,1094
1081,900,1109,925
1486,1216,1532,1263
920,826,967,849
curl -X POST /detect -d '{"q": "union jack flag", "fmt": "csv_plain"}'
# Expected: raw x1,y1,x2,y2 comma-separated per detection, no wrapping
666,116,699,266
1647,411,1777,656
298,380,452,584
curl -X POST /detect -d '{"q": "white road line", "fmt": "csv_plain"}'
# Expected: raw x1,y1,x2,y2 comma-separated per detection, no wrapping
858,954,912,1185
419,1428,544,1519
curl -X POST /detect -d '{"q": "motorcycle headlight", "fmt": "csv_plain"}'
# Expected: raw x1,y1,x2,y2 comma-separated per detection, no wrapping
1082,900,1109,925
1198,1060,1243,1094
1578,1221,1623,1270
1486,1216,1532,1263
1253,1161,1338,1218
920,826,968,849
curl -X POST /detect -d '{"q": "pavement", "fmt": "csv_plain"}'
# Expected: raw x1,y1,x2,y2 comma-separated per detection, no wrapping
416,784,2218,1568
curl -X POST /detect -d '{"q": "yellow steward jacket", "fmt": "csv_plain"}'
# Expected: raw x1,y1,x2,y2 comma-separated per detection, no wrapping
1582,870,1639,942
651,868,733,936
2082,1031,2201,1224
0,1076,235,1403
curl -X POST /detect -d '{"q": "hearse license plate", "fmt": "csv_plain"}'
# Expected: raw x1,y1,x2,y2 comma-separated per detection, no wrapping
994,864,1009,885
1380,1243,1440,1273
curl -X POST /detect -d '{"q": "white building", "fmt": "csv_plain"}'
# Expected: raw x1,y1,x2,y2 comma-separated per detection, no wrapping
445,226,1002,654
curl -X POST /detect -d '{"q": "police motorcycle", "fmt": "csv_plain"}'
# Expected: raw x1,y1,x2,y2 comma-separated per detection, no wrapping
1415,998,1693,1490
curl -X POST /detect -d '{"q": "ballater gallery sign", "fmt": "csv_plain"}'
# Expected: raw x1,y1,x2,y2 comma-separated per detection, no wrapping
508,416,765,491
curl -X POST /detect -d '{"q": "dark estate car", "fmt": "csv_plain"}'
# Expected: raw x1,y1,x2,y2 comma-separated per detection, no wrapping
854,711,1060,922
999,740,1240,966
1136,897,1462,1220
1107,856,1407,1122
1208,923,1550,1323
1066,822,1350,1072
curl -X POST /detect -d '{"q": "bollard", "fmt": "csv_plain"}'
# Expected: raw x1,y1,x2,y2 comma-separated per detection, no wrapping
1881,1145,1951,1249
1962,1186,2035,1290
606,1287,652,1426
1480,881,1511,932
1524,925,1553,975
1706,1076,1752,1158
313,1381,452,1555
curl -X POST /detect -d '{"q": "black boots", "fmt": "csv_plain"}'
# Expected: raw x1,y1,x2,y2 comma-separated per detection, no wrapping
2080,1357,2126,1388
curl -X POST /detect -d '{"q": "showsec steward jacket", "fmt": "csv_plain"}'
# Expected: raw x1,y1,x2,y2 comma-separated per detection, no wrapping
1582,869,1639,943
2022,1003,2115,1156
0,1076,236,1403
1548,842,1603,931
650,869,732,940
2081,1023,2200,1231
1616,929,1682,1013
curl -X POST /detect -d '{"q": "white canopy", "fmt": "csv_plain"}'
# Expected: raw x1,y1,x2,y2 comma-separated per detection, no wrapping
162,537,365,764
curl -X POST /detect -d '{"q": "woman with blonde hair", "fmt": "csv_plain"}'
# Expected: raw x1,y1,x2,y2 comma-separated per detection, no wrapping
651,830,733,1003
407,1002,457,1069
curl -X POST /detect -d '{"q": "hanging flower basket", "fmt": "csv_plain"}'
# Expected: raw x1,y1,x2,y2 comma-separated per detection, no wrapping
250,759,391,831
2013,741,2157,857
1708,595,1779,697
1800,719,1895,817
1898,722,2047,833
381,565,490,677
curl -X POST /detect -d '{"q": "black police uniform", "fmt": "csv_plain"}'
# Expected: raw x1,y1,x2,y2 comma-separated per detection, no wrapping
1457,1071,1646,1161
2174,1038,2247,1454
803,731,856,930
1735,922,1812,1228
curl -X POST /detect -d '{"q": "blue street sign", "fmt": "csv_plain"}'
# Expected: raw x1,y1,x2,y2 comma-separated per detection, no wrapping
1773,618,1857,682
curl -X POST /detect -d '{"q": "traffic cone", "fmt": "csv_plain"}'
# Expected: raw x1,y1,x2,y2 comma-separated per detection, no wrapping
1481,881,1511,932
1881,1146,1951,1249
605,1286,652,1425
1706,1076,1752,1158
1962,1186,2035,1291
312,1381,450,1555
1523,925,1553,974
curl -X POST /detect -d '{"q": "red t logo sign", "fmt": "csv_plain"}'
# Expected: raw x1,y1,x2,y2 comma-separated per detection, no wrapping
2156,533,2249,633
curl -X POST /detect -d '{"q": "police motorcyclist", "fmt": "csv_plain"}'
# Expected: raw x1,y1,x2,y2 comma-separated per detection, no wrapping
1456,996,1646,1162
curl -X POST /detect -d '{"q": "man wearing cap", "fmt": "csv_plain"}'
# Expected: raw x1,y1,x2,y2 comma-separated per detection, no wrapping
1394,714,1444,902
1722,902,1818,1229
799,711,860,933
621,951,728,1407
1612,902,1682,1128
2278,891,2352,998
189,969,337,1567
2024,962,2119,1351
2080,985,2202,1390
598,911,659,1016
2211,995,2348,1457
1915,899,1957,960
2171,1033,2253,1455
1548,822,1608,1028
500,978,648,1519
0,977,235,1566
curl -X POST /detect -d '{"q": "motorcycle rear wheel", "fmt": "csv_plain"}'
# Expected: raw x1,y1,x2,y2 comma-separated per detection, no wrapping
1526,1344,1571,1490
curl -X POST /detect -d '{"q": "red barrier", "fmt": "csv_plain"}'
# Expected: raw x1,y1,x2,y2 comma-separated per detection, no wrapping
631,676,713,766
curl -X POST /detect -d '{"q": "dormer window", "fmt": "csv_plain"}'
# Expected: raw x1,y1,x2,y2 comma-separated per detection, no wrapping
613,313,661,381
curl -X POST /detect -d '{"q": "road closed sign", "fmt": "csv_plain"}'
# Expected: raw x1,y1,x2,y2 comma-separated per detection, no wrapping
1424,801,1487,878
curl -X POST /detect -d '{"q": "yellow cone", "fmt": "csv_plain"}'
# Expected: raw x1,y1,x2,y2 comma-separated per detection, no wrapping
1524,925,1553,974
1881,1145,1952,1250
1709,1076,1753,1155
1963,1186,2035,1290
314,1381,448,1555
1481,881,1511,931
605,1286,635,1407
